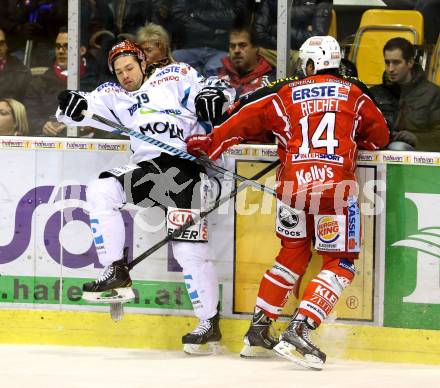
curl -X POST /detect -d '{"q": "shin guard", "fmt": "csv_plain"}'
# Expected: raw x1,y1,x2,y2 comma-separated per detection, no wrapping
256,268,298,319
299,258,355,326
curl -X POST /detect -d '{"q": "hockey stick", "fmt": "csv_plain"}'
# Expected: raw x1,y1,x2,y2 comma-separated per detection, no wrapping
81,110,276,197
127,159,280,270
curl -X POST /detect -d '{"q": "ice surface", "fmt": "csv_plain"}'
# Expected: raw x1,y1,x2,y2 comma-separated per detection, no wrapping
0,345,438,388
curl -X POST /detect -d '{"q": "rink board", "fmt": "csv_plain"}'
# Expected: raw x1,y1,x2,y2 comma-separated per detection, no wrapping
0,309,439,365
1,138,440,363
0,137,231,317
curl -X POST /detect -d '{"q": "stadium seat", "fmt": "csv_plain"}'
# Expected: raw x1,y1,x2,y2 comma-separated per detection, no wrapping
328,9,337,39
428,33,440,86
349,10,424,85
358,9,424,43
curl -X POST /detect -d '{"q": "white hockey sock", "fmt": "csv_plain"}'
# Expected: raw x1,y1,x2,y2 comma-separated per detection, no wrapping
87,177,126,266
89,209,125,267
172,241,219,320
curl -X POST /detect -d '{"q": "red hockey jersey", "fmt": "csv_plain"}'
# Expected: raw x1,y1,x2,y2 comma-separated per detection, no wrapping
207,74,389,205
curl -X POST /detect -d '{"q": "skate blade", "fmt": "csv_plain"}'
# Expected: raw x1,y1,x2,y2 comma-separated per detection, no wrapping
110,302,124,322
274,340,324,371
240,344,274,359
183,342,221,356
82,287,135,303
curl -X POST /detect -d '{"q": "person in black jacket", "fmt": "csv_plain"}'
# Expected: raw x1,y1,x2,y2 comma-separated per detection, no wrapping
370,71,401,142
415,0,440,45
169,0,251,76
0,0,68,67
24,26,100,136
370,37,440,151
92,0,154,36
254,0,333,51
0,27,31,102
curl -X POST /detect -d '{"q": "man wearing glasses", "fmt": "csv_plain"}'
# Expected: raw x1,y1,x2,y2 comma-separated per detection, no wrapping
24,25,99,136
0,27,31,103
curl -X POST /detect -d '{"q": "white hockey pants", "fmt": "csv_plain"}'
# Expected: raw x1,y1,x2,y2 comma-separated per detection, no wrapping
86,177,219,320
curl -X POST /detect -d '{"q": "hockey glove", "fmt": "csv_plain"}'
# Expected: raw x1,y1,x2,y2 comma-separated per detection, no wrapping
195,87,227,124
57,90,88,122
186,134,213,158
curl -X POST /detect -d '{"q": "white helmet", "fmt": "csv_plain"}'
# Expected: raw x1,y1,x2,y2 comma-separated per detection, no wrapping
298,36,341,75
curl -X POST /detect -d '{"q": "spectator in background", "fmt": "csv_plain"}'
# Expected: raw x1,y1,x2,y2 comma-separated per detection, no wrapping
370,37,440,151
382,1,439,45
92,0,159,37
0,97,29,136
0,0,68,67
87,1,172,84
0,27,31,102
370,71,401,145
415,0,440,45
170,0,251,76
218,24,276,97
218,24,276,144
136,22,173,70
339,58,358,78
24,26,100,136
254,0,332,67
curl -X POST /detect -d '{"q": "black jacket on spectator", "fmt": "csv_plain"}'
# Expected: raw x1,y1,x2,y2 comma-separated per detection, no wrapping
370,72,400,135
93,0,156,36
24,54,99,136
170,0,251,50
415,0,440,44
24,67,65,135
0,0,18,34
0,1,67,51
370,64,440,151
0,54,31,102
254,0,332,50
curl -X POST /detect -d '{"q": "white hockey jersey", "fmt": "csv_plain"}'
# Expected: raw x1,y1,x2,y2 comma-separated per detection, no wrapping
56,62,234,164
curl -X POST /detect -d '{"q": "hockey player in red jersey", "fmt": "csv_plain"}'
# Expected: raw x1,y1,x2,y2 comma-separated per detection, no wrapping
186,36,389,369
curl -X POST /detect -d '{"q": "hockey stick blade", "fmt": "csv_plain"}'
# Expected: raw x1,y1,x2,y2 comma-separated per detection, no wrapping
81,110,276,196
127,159,280,270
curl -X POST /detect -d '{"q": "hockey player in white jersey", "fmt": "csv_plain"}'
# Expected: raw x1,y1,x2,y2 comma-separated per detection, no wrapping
56,39,235,355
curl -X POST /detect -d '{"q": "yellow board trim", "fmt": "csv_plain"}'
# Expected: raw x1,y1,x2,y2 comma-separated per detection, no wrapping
0,310,439,365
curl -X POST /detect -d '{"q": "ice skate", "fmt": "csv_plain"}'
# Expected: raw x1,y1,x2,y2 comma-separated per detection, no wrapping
182,310,221,356
82,251,135,304
240,309,278,358
274,318,326,370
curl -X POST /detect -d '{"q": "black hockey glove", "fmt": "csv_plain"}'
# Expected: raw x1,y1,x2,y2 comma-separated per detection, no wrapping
57,90,88,122
195,87,227,124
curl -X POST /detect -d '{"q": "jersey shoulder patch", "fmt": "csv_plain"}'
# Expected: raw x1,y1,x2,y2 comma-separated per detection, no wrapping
96,82,124,93
342,75,374,98
266,76,299,92
154,63,189,78
240,76,298,104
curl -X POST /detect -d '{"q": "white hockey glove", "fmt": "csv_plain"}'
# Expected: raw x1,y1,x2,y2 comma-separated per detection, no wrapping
57,90,88,122
195,87,228,124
